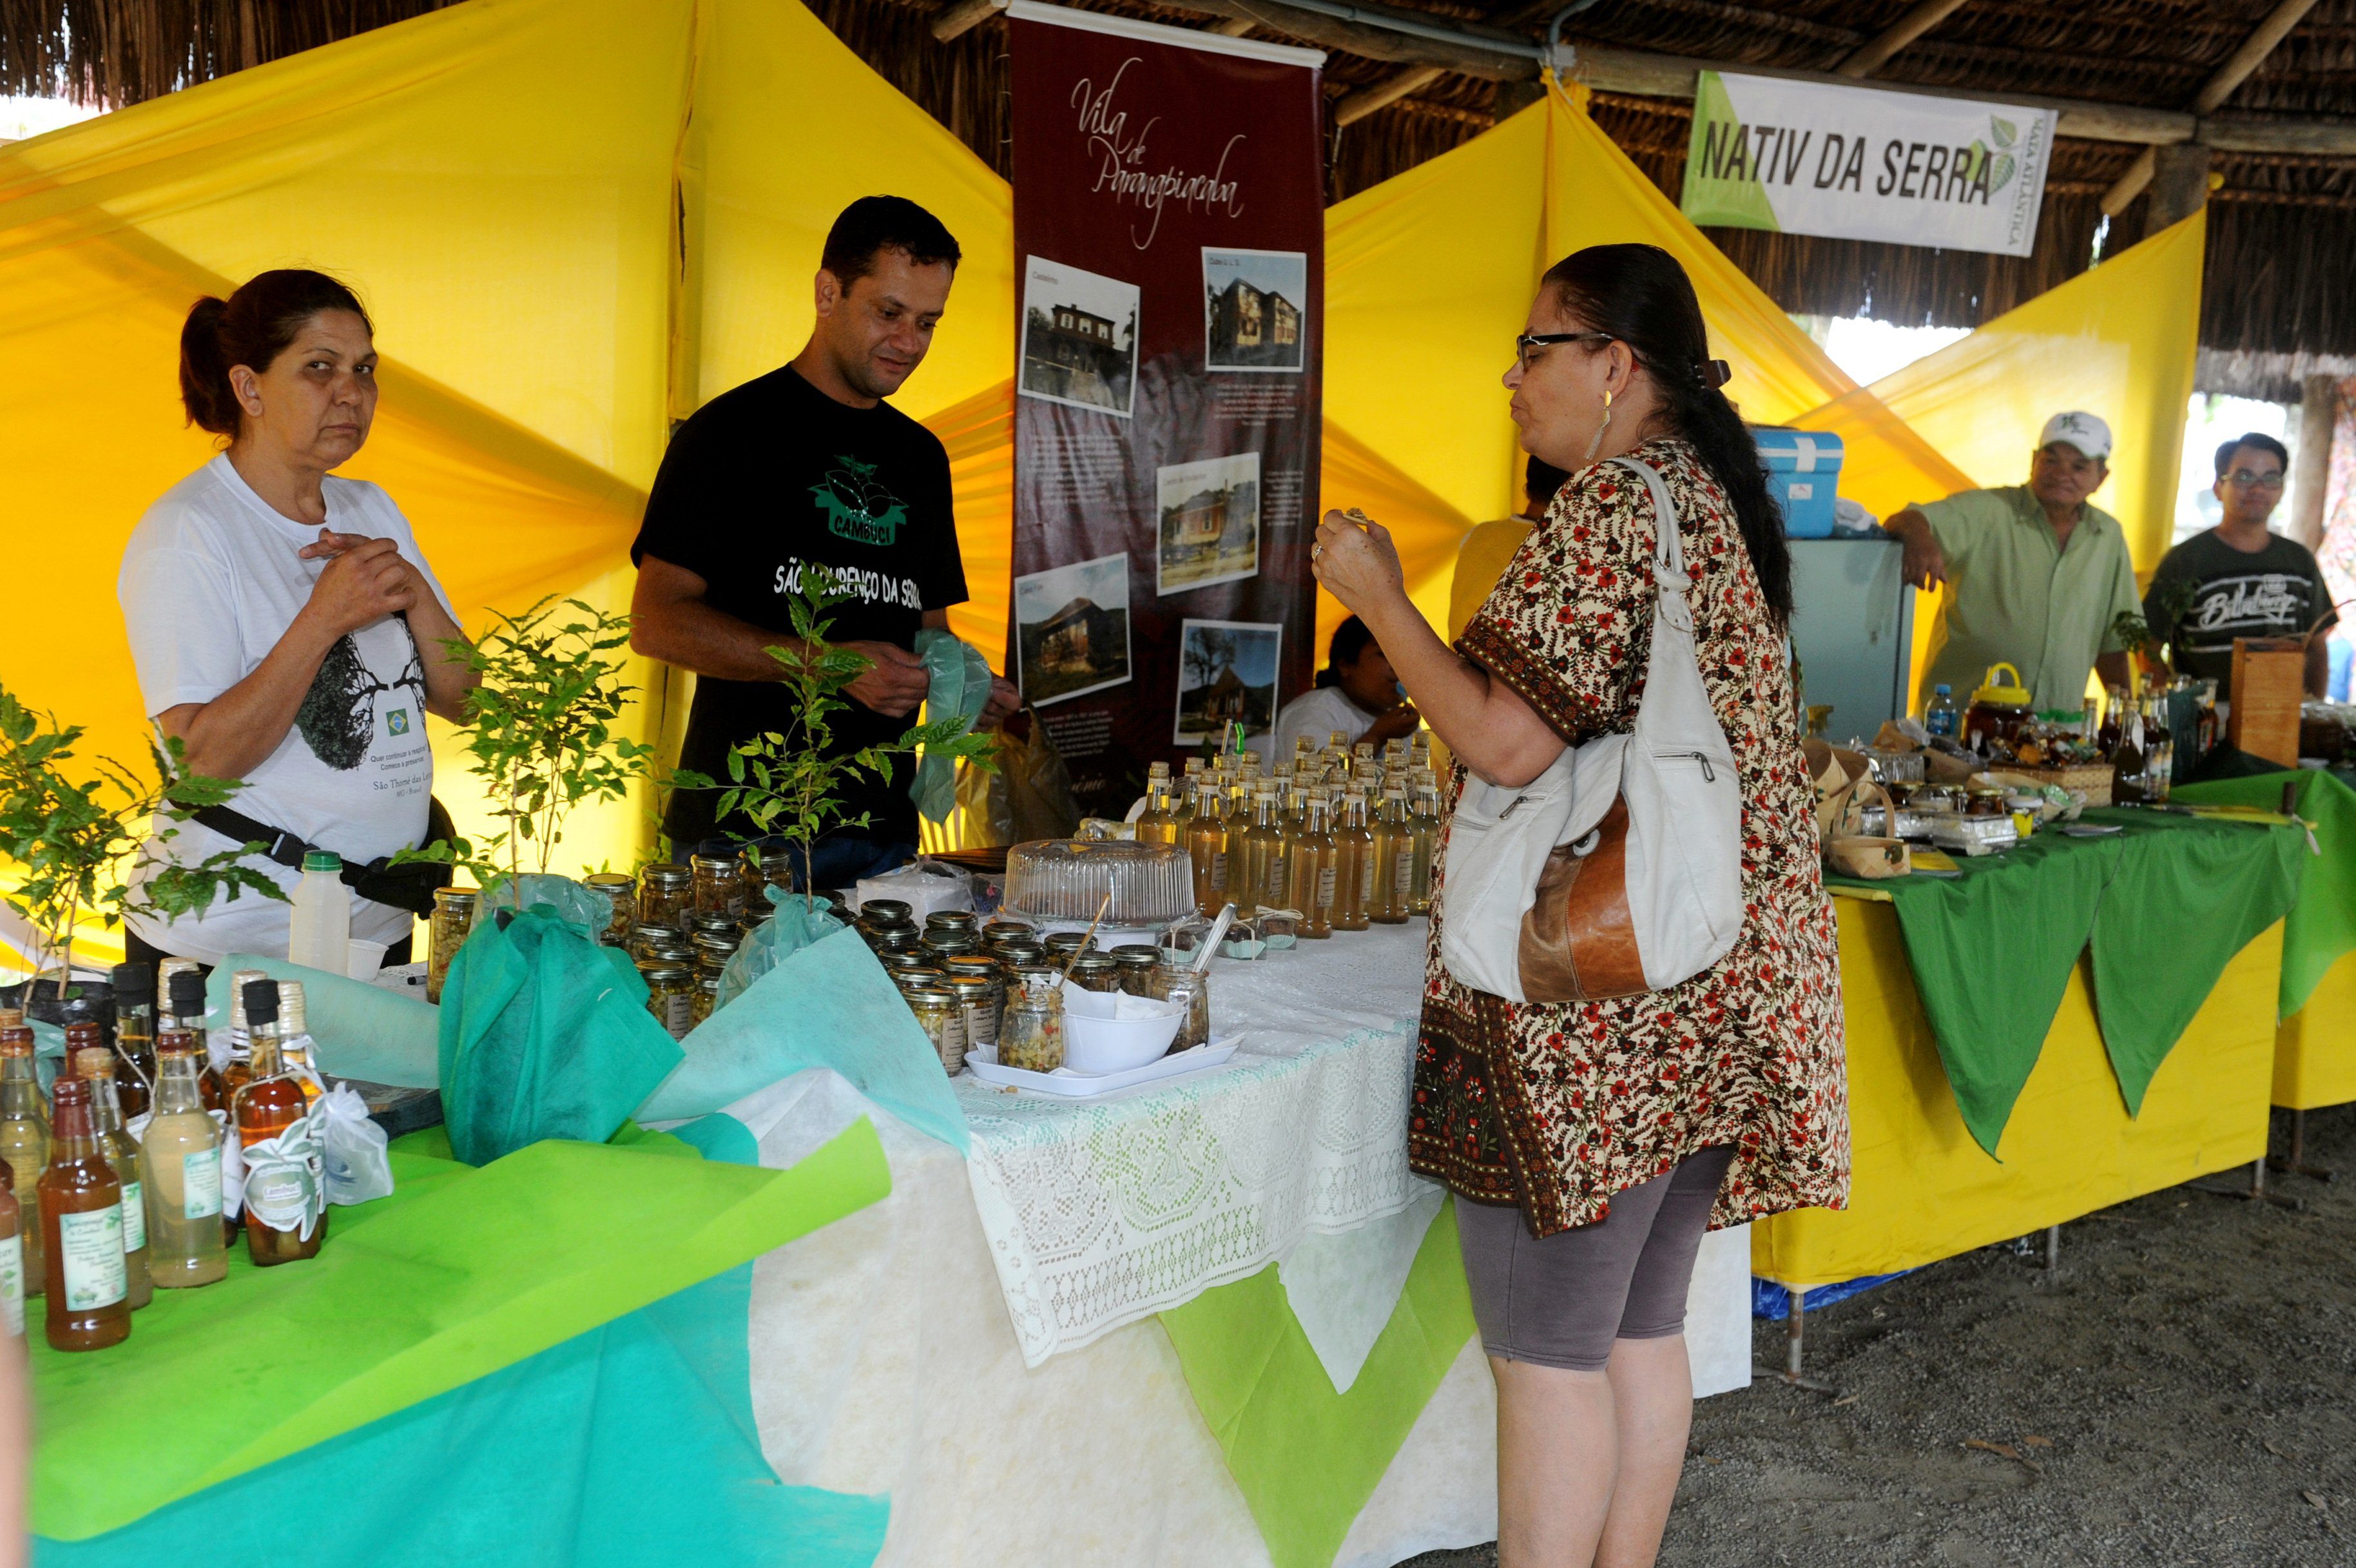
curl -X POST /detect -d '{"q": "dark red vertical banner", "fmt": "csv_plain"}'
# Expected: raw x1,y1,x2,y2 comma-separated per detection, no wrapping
1007,2,1324,818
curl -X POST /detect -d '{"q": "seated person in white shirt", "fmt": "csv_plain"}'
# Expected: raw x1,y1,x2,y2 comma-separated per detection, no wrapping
1271,617,1421,759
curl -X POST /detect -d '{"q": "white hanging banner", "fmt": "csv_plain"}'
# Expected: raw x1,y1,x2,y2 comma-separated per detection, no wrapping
1680,70,2057,258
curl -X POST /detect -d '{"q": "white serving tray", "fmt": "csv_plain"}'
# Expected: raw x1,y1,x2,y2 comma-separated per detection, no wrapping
967,1036,1242,1098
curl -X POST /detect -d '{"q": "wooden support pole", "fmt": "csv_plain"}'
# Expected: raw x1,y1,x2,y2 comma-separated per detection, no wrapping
2292,374,2337,553
2141,144,2215,238
1210,16,1257,35
1333,64,1445,124
1834,0,1971,80
931,0,1003,42
2101,0,2317,212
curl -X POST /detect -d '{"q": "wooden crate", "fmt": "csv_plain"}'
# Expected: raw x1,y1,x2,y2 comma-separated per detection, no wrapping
2229,637,2306,768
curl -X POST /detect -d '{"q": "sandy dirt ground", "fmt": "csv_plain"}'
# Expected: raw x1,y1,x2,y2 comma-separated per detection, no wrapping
1401,1105,2356,1567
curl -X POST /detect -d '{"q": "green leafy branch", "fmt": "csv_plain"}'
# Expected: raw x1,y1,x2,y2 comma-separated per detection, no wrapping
709,576,995,909
393,597,706,896
0,685,283,1002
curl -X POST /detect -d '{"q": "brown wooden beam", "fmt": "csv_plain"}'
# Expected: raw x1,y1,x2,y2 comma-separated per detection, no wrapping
932,0,1001,42
2291,374,2337,552
1333,65,1447,126
2102,0,2319,211
1834,0,1972,81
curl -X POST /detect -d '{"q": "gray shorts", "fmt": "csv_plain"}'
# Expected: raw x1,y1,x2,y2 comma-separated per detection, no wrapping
1454,1146,1735,1373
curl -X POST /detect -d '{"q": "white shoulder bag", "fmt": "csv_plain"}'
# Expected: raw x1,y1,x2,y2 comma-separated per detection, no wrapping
1438,456,1746,1003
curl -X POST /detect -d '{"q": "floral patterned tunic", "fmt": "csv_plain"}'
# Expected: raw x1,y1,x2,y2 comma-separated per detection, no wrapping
1413,436,1849,1237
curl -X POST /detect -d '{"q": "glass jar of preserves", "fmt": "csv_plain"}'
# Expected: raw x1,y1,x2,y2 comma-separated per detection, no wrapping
859,899,914,930
992,938,1045,974
1067,953,1121,993
691,931,739,977
642,965,693,1041
690,973,722,1028
427,886,479,1004
1110,945,1161,996
893,967,949,992
877,951,930,976
633,924,689,962
904,986,967,1075
1148,958,1212,1054
950,977,1001,1058
981,918,1038,949
998,973,1066,1074
583,872,636,948
638,864,693,933
691,853,744,919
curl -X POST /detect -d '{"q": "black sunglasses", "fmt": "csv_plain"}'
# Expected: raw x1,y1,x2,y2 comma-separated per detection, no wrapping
1514,330,1615,368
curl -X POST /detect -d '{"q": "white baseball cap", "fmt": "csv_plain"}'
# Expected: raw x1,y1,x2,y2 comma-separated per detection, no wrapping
2038,411,2112,461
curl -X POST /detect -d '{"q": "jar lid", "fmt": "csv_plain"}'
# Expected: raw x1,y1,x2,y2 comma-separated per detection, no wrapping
862,899,914,923
949,977,996,998
690,853,739,871
642,863,692,887
1069,952,1117,973
1110,945,1161,968
903,987,956,1005
584,872,635,891
642,965,693,983
943,954,1001,976
1971,663,2032,708
691,913,739,934
1043,932,1094,953
436,886,480,906
878,951,927,970
926,911,978,931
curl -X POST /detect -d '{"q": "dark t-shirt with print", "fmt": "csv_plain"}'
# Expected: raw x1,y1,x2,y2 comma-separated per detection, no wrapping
632,364,969,847
2145,529,2339,685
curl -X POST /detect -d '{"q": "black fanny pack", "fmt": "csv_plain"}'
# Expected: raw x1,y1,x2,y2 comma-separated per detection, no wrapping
191,800,457,917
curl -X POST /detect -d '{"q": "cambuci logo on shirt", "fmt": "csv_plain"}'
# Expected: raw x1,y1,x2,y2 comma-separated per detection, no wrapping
811,454,907,546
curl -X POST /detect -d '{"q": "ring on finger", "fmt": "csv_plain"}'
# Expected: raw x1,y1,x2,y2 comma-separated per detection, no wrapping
1311,543,1324,561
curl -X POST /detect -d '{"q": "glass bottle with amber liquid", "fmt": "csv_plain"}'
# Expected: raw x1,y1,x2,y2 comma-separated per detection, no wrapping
164,970,229,1115
222,967,267,1101
1286,795,1337,939
1237,788,1288,915
40,1078,129,1352
1332,791,1374,931
0,1011,48,1300
1407,779,1442,917
71,1045,150,1310
233,981,326,1266
108,961,155,1120
1188,785,1231,918
1135,781,1178,846
142,1048,227,1288
1369,786,1412,924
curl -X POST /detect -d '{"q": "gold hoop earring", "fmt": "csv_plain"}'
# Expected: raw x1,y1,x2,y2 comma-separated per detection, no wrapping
1582,387,1615,465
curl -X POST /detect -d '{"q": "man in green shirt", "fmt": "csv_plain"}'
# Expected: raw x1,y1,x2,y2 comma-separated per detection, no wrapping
2144,432,2339,697
1882,411,2141,711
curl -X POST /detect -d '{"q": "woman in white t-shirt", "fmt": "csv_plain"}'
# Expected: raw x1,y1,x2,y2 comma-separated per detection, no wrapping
1270,616,1422,761
117,270,478,969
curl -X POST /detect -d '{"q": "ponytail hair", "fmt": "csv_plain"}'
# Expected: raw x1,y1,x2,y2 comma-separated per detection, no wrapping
178,269,372,437
1540,244,1793,630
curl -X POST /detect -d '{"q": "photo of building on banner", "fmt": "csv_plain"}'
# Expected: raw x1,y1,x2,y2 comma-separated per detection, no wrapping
1679,71,2056,257
1006,1,1325,817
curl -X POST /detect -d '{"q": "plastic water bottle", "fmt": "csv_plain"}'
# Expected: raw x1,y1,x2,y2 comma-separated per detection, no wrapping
1924,684,1960,740
287,850,352,975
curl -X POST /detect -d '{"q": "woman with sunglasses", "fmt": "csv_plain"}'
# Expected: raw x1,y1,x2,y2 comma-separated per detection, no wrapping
1312,244,1846,1568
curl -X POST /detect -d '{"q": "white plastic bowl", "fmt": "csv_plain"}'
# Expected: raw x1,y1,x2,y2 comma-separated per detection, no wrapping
1059,982,1184,1073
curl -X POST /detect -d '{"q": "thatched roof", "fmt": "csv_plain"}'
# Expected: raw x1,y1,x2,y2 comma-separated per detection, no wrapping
10,0,2356,389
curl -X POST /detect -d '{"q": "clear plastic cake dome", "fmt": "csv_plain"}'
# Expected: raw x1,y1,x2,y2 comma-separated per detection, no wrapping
1002,840,1195,929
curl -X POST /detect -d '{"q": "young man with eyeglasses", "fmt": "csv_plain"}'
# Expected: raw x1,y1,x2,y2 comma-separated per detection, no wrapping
2143,432,2339,697
1881,411,2142,711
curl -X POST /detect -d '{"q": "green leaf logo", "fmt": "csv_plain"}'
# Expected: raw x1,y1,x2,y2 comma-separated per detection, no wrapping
1992,153,2016,191
1991,117,2017,150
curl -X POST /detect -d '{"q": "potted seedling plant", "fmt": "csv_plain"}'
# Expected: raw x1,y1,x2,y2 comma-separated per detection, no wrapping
0,685,284,1019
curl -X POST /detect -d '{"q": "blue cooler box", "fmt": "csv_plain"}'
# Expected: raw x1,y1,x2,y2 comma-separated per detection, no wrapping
1753,429,1844,538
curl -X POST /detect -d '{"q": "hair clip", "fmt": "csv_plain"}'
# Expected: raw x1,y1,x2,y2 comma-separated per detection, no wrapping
1697,359,1732,391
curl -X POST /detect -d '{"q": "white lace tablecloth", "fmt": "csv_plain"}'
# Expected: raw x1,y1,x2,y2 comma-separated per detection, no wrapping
954,922,1436,1366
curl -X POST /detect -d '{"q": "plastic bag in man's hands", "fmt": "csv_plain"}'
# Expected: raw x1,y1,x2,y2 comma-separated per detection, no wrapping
318,1082,394,1205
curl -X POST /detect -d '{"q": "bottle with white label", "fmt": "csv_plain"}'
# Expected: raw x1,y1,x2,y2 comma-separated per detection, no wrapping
233,980,326,1266
0,1154,22,1337
39,1077,129,1351
0,1010,47,1300
70,1045,151,1310
288,849,353,974
141,1047,227,1288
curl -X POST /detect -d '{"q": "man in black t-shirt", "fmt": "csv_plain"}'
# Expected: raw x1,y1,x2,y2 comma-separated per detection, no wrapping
2145,432,2339,697
631,196,1017,882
